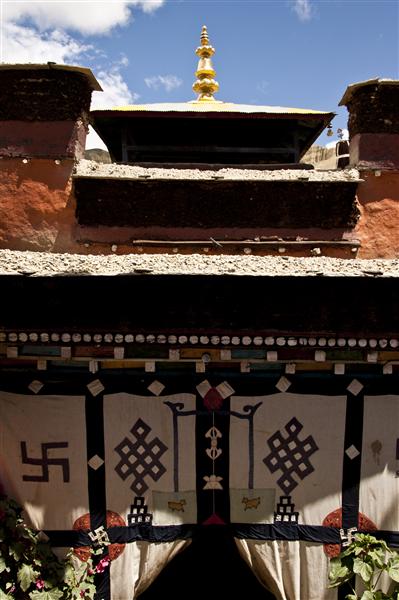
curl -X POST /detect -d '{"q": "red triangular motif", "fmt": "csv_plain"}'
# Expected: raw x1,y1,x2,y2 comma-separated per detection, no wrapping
202,513,225,525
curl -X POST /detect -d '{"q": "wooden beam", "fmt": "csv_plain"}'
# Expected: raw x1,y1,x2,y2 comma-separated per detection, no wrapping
124,144,297,155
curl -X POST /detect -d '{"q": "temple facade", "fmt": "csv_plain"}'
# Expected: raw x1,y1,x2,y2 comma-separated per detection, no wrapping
0,27,398,600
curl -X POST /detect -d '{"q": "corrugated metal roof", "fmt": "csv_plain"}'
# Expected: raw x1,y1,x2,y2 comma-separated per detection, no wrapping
100,101,330,115
339,78,399,106
0,63,102,91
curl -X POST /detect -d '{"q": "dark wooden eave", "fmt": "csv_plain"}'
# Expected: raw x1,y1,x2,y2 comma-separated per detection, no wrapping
90,111,334,165
1,274,398,337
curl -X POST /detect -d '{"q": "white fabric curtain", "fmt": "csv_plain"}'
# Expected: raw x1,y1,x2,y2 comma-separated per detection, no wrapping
0,391,195,600
110,540,190,600
235,539,336,600
2,387,398,600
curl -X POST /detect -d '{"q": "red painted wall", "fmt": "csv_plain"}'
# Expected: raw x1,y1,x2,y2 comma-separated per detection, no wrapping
1,156,399,257
355,170,399,258
0,158,76,251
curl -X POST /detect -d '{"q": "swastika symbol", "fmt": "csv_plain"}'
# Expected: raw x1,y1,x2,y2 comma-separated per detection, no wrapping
263,417,318,494
88,526,110,548
21,442,70,483
114,419,167,496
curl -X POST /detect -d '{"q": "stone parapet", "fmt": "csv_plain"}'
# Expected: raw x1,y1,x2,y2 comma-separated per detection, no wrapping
349,133,399,171
339,79,399,170
0,64,100,159
0,121,87,160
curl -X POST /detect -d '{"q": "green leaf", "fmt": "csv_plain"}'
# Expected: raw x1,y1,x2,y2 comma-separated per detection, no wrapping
387,564,399,582
17,563,37,591
75,583,96,600
346,595,358,600
329,558,351,586
360,591,376,600
0,556,7,573
368,549,386,569
9,541,25,561
29,593,48,600
29,590,64,600
0,590,10,600
353,558,373,582
341,546,356,558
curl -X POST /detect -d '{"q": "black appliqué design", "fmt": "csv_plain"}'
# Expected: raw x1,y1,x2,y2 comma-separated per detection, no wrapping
114,418,167,495
274,495,299,523
20,441,70,483
263,417,318,494
127,496,153,525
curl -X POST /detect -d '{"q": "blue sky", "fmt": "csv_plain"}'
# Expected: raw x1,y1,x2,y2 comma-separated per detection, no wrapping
1,0,398,148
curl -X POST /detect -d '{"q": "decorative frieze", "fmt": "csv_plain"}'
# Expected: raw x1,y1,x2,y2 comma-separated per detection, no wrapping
1,331,398,350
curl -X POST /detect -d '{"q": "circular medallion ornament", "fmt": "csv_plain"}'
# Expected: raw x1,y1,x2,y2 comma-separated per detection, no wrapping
322,508,377,557
72,511,126,561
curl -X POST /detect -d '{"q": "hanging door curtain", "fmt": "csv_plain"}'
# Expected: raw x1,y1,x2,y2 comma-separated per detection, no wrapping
0,372,398,600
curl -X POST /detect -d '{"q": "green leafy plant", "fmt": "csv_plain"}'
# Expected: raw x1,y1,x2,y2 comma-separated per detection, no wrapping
0,495,108,600
329,533,399,600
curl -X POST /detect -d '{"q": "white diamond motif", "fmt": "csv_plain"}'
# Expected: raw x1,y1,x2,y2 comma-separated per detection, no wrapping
347,379,363,396
196,380,212,398
216,381,235,399
147,380,165,396
345,445,360,460
28,380,44,394
87,379,105,397
88,455,105,470
275,376,291,393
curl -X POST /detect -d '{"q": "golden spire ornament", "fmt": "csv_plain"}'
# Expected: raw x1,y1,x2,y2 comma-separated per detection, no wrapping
192,25,220,102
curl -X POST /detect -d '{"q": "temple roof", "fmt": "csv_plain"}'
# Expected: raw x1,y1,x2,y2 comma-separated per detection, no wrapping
90,27,333,164
98,102,329,116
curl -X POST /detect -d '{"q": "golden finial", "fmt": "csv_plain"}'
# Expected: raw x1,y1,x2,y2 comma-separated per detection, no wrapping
192,25,220,102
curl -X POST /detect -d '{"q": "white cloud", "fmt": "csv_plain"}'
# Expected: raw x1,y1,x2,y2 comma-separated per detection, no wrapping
138,0,164,13
3,0,165,35
2,24,138,110
2,22,89,62
292,0,313,22
87,65,140,148
92,68,139,109
145,74,183,92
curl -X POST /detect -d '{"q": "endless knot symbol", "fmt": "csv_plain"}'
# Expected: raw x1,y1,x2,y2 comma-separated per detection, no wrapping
114,419,167,496
263,417,318,494
20,441,70,483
